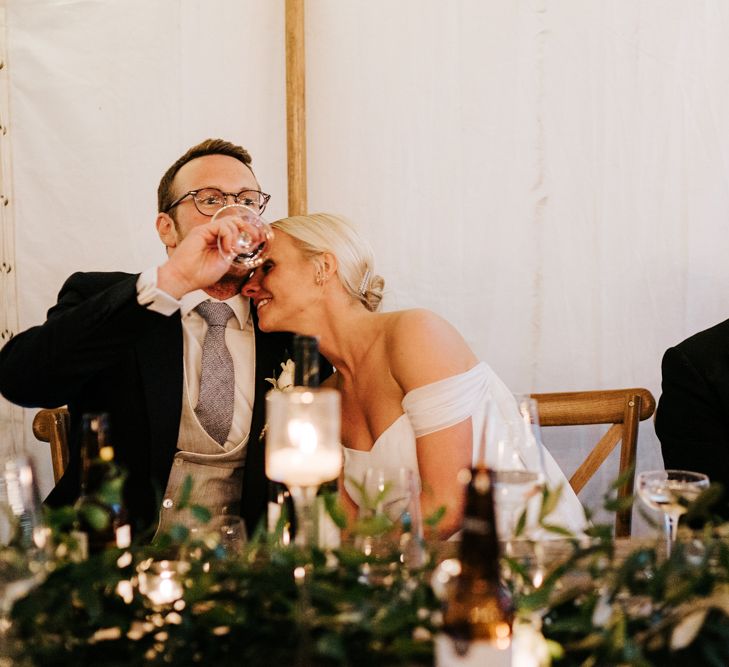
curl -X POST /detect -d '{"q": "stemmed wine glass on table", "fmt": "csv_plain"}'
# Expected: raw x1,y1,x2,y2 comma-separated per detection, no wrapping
491,396,546,553
355,467,425,569
0,456,49,641
265,388,342,549
636,469,709,557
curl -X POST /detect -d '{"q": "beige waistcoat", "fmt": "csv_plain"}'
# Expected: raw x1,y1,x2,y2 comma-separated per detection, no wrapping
155,372,249,539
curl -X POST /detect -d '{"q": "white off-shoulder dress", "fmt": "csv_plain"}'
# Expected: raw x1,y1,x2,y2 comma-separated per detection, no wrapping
342,361,586,534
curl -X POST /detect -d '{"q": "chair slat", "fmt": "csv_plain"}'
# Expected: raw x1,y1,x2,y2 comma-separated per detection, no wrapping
568,423,622,494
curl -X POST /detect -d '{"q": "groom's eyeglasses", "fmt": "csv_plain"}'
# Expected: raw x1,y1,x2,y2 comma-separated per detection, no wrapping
165,188,271,216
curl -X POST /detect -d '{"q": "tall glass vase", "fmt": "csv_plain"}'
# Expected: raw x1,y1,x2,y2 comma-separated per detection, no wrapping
265,388,342,549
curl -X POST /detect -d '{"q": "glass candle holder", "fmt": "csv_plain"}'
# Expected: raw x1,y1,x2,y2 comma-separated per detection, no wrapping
265,388,342,548
137,560,188,607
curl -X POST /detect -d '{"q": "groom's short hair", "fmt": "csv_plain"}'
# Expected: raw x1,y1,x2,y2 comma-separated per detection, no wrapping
157,138,255,213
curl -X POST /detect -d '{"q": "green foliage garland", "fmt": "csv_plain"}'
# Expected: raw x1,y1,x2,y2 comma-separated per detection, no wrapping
4,474,729,666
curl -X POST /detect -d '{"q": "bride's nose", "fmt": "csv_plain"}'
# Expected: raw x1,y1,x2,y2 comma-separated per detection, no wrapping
242,270,261,297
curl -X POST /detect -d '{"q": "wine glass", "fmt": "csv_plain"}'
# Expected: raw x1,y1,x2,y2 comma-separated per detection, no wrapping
265,388,342,549
360,467,414,523
0,456,50,636
491,396,546,550
207,515,247,557
637,469,709,556
213,204,273,269
355,467,425,568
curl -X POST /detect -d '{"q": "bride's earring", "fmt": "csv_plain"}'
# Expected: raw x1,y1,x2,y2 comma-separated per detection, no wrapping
315,271,325,286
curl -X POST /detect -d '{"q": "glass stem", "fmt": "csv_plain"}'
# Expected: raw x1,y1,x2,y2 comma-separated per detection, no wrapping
665,513,677,557
290,485,318,549
505,508,517,556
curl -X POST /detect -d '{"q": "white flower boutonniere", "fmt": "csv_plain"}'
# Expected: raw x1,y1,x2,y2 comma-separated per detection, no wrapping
261,359,295,442
266,359,295,393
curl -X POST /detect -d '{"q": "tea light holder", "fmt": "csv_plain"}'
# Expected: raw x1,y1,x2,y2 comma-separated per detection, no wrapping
137,560,188,607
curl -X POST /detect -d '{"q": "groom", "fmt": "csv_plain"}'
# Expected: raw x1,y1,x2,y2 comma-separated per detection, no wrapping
0,138,292,538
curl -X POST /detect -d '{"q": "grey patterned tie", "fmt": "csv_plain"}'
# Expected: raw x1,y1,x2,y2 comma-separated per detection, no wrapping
195,301,235,445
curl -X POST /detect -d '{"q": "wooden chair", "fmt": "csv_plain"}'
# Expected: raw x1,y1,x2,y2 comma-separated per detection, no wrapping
32,407,70,483
531,388,656,537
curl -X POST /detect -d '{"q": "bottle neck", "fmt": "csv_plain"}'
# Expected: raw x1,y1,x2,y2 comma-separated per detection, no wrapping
293,334,320,387
458,467,502,582
80,413,112,495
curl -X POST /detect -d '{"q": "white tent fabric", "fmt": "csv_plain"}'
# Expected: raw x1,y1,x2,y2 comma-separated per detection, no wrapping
2,0,728,529
0,3,24,455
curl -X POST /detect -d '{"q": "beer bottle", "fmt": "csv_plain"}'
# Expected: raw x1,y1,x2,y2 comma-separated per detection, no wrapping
436,466,513,665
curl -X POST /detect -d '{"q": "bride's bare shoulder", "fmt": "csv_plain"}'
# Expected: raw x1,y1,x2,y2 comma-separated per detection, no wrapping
384,309,477,391
383,308,460,339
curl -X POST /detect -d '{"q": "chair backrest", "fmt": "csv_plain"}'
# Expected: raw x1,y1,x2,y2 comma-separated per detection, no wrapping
32,407,70,483
531,388,656,537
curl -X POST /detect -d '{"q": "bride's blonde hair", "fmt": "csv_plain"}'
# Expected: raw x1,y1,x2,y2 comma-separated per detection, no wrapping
270,213,384,312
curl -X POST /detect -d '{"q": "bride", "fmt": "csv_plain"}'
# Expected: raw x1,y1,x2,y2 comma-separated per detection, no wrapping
243,213,585,538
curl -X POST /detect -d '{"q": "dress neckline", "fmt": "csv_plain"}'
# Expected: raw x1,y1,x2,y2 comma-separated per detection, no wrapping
342,362,486,455
342,413,409,455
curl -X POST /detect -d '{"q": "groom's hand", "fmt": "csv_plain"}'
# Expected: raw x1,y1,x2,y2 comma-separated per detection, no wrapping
157,217,243,298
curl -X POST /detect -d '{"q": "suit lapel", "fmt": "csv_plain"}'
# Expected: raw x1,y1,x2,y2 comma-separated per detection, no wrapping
136,311,184,489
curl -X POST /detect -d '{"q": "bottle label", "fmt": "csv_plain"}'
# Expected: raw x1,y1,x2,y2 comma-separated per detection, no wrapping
435,634,511,667
461,516,492,536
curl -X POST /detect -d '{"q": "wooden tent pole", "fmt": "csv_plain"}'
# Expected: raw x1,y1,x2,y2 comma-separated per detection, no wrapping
285,0,307,216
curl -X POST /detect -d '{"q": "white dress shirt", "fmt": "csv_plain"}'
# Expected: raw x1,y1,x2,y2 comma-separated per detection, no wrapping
136,267,256,448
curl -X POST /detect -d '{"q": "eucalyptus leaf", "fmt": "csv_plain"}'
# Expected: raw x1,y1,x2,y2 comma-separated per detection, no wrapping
80,504,110,531
168,523,189,543
323,492,347,529
190,504,212,524
609,463,636,491
177,474,193,509
353,513,393,537
424,505,446,527
97,476,125,506
514,508,527,537
539,483,563,522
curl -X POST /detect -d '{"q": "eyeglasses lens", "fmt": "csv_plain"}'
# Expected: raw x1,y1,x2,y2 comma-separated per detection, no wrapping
193,188,265,215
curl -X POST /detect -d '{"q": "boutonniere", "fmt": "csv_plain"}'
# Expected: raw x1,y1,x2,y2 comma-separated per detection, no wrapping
260,359,295,442
265,359,295,393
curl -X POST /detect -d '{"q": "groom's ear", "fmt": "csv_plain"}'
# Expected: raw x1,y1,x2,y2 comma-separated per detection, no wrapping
156,212,179,254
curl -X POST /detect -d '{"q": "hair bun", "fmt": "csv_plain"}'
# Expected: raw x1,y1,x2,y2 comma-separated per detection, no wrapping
362,274,385,312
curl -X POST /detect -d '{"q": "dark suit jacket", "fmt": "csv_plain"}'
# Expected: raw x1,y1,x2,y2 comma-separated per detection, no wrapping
0,271,292,536
655,317,729,516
